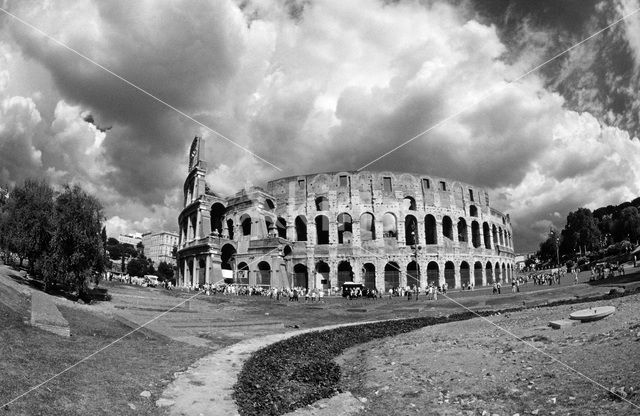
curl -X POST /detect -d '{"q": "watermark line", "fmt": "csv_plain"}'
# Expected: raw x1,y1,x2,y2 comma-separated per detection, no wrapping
356,6,640,171
0,7,282,172
355,245,638,408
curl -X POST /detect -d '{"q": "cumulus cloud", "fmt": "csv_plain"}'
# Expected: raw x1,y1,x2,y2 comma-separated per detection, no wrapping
1,0,639,252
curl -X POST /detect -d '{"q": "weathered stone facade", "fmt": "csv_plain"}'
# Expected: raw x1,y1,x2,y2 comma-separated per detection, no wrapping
177,137,515,290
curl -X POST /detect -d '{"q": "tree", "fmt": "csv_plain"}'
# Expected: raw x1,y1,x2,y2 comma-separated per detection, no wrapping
127,257,148,277
3,179,55,272
42,185,106,294
157,261,174,282
612,206,640,243
561,208,600,256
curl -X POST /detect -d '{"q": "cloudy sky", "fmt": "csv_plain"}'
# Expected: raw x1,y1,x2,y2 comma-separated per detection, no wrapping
1,0,639,252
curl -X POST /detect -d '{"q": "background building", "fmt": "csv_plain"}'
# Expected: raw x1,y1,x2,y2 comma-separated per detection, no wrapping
117,233,142,247
177,137,515,290
141,231,179,266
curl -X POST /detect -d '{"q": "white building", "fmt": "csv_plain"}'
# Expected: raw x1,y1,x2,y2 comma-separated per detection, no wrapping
142,231,179,266
118,233,142,247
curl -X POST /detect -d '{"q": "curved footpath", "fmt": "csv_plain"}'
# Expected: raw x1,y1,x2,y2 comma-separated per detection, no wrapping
157,320,382,416
158,271,640,416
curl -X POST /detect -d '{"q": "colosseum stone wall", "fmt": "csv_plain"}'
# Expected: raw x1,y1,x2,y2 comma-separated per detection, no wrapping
177,137,515,291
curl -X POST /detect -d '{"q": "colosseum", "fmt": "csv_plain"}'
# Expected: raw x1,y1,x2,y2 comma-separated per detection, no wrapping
177,137,515,291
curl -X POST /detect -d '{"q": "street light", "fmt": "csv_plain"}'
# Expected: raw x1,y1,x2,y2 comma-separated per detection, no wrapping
550,228,560,267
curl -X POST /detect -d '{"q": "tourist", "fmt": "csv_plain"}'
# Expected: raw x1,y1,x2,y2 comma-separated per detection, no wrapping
492,282,497,294
496,282,501,294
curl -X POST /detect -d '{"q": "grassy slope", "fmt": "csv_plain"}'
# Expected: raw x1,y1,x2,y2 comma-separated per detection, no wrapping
0,297,206,416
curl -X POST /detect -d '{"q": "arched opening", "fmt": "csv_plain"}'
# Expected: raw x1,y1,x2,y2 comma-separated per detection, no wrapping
492,224,498,246
486,261,493,284
474,261,483,287
283,245,292,258
442,216,453,241
337,261,353,288
425,214,437,244
427,261,439,285
315,215,330,245
384,262,400,289
220,244,236,271
407,261,420,288
226,219,234,240
265,217,275,237
315,261,330,289
460,261,470,287
337,213,353,244
403,196,416,211
405,214,418,246
257,261,271,286
363,263,376,289
276,217,287,239
315,196,329,211
495,263,501,283
484,222,492,249
293,264,308,289
236,262,249,285
444,261,455,288
240,214,252,236
211,203,226,235
295,216,307,241
457,218,468,243
471,221,481,248
360,213,376,241
502,263,507,283
469,205,478,217
265,199,275,210
383,212,397,239
499,228,504,246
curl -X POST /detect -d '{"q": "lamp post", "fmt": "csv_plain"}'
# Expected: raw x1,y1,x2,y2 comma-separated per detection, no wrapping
550,228,560,268
410,223,421,287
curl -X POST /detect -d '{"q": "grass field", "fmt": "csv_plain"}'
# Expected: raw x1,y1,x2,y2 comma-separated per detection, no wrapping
0,283,206,416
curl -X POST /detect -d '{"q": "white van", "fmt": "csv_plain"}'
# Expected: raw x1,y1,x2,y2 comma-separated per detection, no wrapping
144,275,160,288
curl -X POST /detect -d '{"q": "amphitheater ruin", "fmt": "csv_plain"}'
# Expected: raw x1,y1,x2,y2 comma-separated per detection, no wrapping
177,137,515,291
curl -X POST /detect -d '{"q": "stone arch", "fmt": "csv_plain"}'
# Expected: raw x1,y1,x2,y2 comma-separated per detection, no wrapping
405,214,418,246
257,261,271,286
220,243,236,271
425,214,437,244
315,261,330,289
276,217,287,239
360,212,376,241
293,263,308,289
469,205,478,217
502,263,507,283
495,262,501,283
337,261,353,287
499,227,504,246
460,261,470,287
362,263,376,289
442,216,453,241
236,262,249,285
295,215,307,241
315,215,330,244
315,196,330,211
492,224,498,246
483,222,492,248
457,217,468,243
427,261,439,285
226,218,234,240
211,202,226,235
337,213,353,244
240,214,252,236
383,212,397,239
407,261,420,287
471,221,481,248
265,198,275,210
265,216,275,237
403,196,417,211
444,261,455,288
474,261,483,287
384,262,400,289
486,261,493,283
